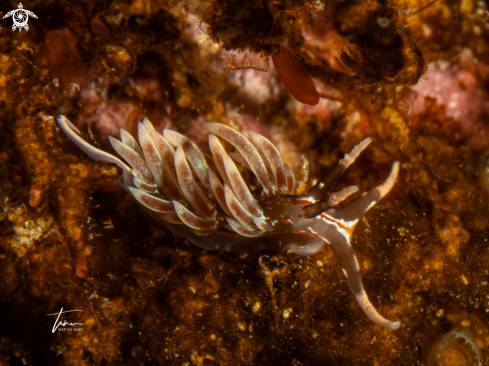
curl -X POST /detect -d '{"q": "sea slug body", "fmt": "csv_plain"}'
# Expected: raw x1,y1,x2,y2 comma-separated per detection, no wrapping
57,115,400,330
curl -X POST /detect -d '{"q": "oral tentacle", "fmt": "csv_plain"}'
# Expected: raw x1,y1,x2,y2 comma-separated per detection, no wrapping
327,162,399,223
307,137,372,200
303,185,360,219
302,200,328,219
326,185,359,206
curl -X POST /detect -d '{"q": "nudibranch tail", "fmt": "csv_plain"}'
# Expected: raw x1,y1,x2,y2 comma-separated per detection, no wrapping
316,161,400,330
57,115,401,330
355,291,401,330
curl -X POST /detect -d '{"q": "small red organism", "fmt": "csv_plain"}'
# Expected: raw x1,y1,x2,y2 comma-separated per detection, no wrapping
271,46,320,105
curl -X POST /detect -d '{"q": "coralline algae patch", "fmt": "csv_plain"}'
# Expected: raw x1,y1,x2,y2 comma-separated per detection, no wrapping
411,58,489,148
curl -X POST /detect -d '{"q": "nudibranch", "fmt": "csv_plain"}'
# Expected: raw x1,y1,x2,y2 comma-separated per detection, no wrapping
57,115,400,330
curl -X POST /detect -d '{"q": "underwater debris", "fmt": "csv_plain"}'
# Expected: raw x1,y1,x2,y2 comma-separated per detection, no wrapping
40,2,180,84
423,309,489,365
11,116,120,278
188,0,307,55
481,152,489,193
6,204,53,258
188,0,430,107
42,29,95,85
58,115,400,329
222,51,270,73
188,0,320,104
327,0,426,85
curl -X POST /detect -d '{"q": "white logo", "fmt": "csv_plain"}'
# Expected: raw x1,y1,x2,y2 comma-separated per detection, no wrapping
47,308,85,333
3,3,38,32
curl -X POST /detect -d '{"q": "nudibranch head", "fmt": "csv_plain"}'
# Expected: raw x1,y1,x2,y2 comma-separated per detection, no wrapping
423,310,489,366
57,115,400,330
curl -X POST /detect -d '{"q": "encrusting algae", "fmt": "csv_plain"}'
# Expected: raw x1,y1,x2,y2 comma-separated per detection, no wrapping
1,0,489,365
